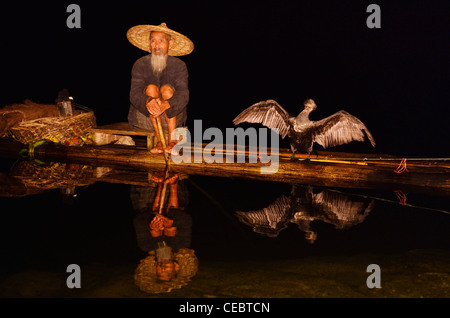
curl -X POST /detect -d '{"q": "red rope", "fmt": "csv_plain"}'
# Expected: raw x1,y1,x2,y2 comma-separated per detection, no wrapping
394,190,407,205
394,158,408,174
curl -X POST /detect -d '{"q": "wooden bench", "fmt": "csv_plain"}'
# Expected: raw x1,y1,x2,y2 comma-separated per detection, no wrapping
89,122,187,150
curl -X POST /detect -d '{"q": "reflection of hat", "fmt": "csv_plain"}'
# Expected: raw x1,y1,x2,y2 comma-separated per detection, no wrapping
134,248,198,294
127,22,194,56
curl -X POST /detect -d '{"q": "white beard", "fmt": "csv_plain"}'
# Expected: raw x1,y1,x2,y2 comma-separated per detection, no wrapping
151,50,168,76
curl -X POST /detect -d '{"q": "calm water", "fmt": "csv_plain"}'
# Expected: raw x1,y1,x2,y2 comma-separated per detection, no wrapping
0,157,449,299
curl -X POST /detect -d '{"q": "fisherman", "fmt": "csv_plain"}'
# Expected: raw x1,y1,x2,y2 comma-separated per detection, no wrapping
127,23,193,154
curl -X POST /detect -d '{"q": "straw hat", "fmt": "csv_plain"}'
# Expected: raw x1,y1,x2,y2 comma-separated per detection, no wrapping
127,22,194,56
134,248,198,294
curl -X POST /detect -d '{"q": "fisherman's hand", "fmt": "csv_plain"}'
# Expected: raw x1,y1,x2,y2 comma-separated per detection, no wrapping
159,100,171,113
151,172,178,184
146,97,162,116
147,100,171,117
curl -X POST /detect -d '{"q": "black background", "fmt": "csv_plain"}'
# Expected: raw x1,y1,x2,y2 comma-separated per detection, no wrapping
2,0,449,157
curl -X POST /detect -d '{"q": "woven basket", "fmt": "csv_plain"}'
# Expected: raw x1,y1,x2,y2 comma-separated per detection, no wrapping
9,111,96,144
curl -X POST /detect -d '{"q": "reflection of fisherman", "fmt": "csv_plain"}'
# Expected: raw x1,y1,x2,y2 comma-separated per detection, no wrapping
155,241,179,282
130,172,191,254
130,171,193,285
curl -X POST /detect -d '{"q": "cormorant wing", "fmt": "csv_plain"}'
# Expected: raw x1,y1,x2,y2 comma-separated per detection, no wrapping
235,195,291,237
312,111,376,149
233,99,292,138
312,190,375,229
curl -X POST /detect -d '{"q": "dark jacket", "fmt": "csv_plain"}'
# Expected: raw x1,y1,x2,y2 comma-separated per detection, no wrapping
128,54,189,129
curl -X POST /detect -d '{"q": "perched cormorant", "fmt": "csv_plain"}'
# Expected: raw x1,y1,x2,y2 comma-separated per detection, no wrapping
233,99,376,159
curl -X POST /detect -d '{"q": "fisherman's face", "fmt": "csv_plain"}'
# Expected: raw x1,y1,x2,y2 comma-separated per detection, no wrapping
150,31,173,56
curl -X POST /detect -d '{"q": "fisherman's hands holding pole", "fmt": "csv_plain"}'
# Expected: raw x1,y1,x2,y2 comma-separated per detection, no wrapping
146,96,170,117
144,84,170,162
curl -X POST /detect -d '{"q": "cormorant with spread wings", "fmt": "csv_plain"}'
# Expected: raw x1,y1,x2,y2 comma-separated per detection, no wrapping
233,99,376,159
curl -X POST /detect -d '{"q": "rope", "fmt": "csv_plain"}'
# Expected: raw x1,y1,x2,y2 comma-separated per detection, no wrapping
394,158,408,173
322,186,450,215
394,189,408,205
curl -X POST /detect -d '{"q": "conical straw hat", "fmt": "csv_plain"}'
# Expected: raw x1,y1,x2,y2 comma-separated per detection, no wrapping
134,248,199,294
127,22,194,56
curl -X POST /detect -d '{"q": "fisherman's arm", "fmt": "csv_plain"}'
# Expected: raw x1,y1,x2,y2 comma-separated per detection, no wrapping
164,61,189,118
129,59,151,117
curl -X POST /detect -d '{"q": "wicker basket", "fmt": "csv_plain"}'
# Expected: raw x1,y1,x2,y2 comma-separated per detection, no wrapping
9,111,96,144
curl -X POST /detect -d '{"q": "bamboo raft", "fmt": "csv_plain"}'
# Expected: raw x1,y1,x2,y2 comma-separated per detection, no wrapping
0,137,448,196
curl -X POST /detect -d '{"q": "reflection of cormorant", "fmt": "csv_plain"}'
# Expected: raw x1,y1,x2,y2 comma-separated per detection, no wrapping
235,195,291,238
235,184,375,243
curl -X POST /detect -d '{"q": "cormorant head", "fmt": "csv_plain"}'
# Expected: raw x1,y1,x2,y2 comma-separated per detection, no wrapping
303,99,317,111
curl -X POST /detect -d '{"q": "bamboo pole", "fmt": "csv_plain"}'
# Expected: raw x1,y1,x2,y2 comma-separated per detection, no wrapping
157,165,170,214
190,143,450,169
155,115,169,164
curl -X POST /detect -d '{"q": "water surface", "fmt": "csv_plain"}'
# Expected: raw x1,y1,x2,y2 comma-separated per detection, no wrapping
0,158,449,298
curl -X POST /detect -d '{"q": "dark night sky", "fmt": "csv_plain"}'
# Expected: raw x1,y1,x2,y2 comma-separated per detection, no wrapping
1,0,449,157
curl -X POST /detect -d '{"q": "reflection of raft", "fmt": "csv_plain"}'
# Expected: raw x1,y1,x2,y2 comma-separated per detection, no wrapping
9,161,95,190
0,138,448,196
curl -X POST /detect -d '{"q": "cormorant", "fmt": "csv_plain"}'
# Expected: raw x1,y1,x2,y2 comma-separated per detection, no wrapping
233,99,376,159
